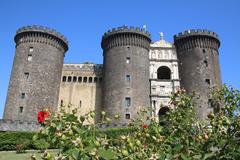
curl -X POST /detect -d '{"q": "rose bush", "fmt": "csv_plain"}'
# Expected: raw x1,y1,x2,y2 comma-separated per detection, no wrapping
33,85,240,160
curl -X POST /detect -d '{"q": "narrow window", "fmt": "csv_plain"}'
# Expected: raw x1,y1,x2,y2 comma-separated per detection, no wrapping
208,99,212,108
62,76,66,82
94,77,98,83
29,47,33,52
24,72,29,79
83,77,87,83
126,57,130,64
89,77,93,83
67,76,72,82
204,60,208,67
125,113,131,119
125,97,131,107
78,77,82,82
21,93,25,99
205,79,210,85
60,100,63,106
203,49,206,53
126,75,131,82
79,100,82,107
19,106,23,113
27,54,32,61
73,76,77,82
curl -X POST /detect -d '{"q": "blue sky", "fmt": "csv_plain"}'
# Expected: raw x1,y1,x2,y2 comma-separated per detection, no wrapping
0,0,239,118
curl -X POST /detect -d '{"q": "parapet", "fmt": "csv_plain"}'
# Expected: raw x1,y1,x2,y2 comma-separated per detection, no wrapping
174,29,220,51
174,29,219,41
14,25,68,52
101,25,151,50
102,25,151,39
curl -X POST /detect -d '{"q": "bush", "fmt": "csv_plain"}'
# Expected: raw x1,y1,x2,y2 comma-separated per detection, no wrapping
33,139,50,152
34,85,240,159
0,131,35,151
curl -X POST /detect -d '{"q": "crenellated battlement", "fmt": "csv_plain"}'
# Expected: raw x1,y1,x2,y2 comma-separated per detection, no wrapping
174,29,219,40
15,25,68,52
101,25,151,51
174,29,220,52
102,25,151,39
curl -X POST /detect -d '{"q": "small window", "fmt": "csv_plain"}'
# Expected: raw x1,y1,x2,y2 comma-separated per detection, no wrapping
62,76,66,82
205,79,211,85
67,76,72,82
21,93,25,99
126,75,131,82
89,77,93,83
79,100,82,107
94,77,98,83
126,57,130,64
99,77,102,83
19,106,23,113
24,72,29,79
204,60,208,67
83,77,87,83
29,47,33,52
78,77,82,82
125,113,131,119
208,99,212,108
203,49,206,53
73,76,77,82
27,54,32,61
60,100,63,106
125,97,131,107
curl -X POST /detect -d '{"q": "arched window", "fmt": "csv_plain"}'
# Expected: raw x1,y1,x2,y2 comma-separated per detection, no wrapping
62,76,66,82
83,77,87,83
73,76,77,82
89,77,93,83
157,66,171,79
78,77,82,82
67,76,72,82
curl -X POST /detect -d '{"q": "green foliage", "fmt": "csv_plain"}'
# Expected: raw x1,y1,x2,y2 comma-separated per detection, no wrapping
34,85,240,160
0,131,35,151
33,139,50,152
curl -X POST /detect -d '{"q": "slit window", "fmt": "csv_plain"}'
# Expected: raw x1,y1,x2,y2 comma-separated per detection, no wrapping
60,100,63,106
125,113,131,119
125,97,131,107
29,47,33,52
27,54,32,61
126,57,130,64
21,93,25,99
62,76,66,82
126,75,131,82
67,76,72,82
24,72,29,79
19,106,23,113
79,100,82,107
205,79,211,85
204,60,208,67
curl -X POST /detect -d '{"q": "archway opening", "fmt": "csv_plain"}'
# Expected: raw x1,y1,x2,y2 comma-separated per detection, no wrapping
157,66,171,79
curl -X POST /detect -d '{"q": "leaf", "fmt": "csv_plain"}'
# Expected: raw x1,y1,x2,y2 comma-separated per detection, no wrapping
180,153,191,160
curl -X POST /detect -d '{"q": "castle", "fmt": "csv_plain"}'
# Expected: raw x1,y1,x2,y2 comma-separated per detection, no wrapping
1,25,221,131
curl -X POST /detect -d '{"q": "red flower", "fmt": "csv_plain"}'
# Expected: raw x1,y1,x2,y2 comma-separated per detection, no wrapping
143,124,148,129
37,111,49,124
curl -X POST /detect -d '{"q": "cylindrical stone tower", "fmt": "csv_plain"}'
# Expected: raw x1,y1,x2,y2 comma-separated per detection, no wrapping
4,25,68,122
101,26,151,124
174,29,221,119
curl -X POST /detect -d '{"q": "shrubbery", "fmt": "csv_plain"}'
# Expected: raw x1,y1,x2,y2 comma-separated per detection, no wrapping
0,131,35,151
